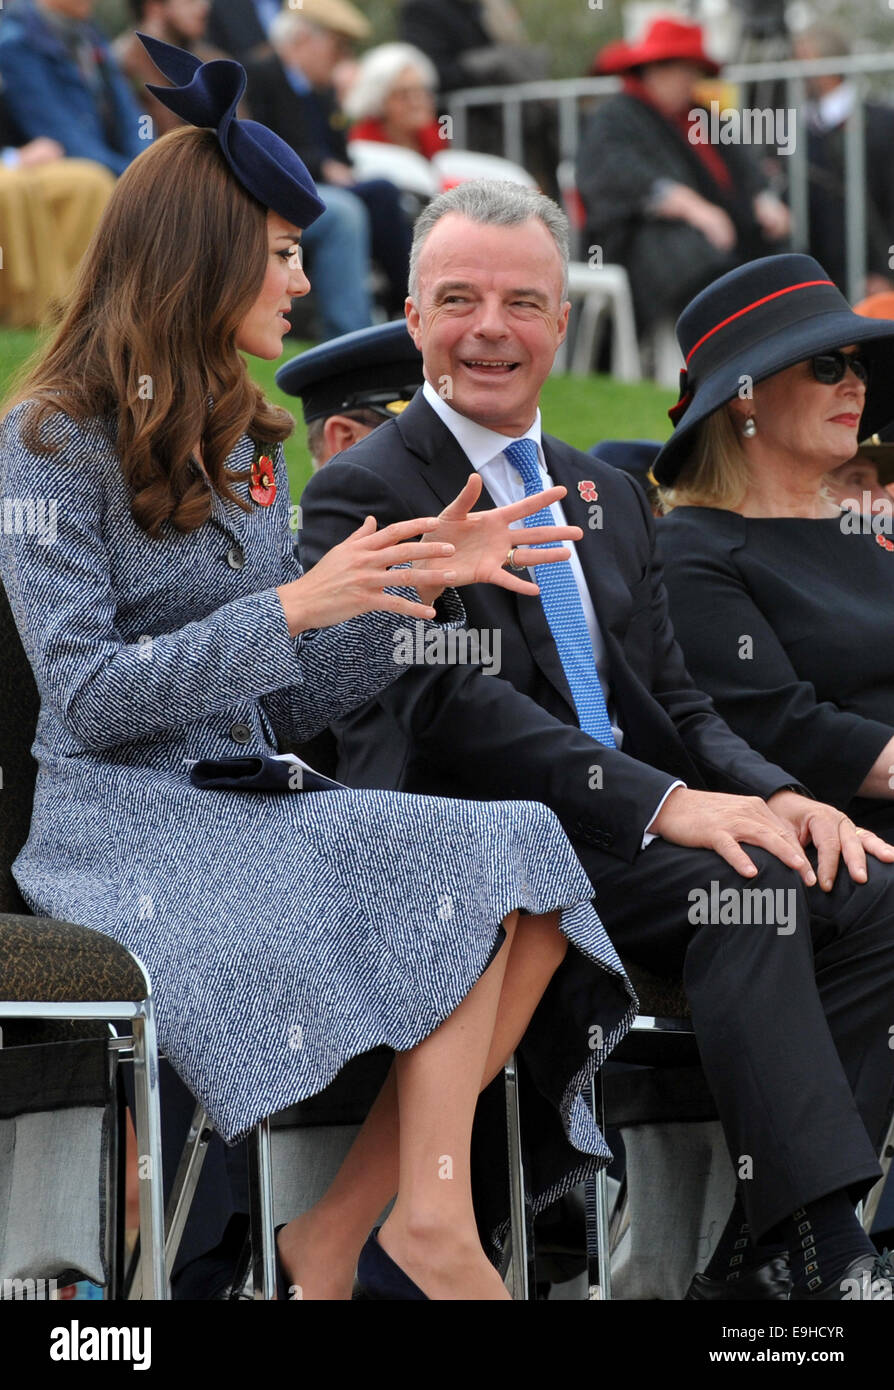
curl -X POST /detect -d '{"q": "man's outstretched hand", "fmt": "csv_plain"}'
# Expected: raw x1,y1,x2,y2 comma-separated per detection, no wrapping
649,786,894,889
409,472,583,602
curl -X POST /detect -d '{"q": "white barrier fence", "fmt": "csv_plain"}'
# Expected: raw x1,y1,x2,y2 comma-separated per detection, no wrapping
445,52,894,303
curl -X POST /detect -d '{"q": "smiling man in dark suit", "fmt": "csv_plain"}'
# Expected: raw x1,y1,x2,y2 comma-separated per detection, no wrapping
299,180,894,1301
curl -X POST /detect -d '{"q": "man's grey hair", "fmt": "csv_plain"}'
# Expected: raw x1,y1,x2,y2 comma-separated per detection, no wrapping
407,180,570,304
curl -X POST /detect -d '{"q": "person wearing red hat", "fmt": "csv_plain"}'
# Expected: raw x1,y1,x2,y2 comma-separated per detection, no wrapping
577,14,790,334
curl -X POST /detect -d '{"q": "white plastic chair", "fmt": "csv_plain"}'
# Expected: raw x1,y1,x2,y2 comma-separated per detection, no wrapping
553,262,642,382
432,148,538,190
346,140,440,199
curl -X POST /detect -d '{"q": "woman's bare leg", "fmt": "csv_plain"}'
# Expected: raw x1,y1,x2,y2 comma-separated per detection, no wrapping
374,906,522,1301
279,909,568,1298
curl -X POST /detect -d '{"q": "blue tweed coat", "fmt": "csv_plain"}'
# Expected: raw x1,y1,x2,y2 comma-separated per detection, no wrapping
0,402,634,1174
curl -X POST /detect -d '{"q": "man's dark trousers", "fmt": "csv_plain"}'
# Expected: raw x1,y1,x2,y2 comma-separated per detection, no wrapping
574,837,894,1237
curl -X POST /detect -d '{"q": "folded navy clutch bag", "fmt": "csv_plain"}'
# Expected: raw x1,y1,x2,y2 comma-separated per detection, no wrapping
189,755,345,794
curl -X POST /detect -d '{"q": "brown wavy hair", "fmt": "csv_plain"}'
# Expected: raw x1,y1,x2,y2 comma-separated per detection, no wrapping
3,126,294,535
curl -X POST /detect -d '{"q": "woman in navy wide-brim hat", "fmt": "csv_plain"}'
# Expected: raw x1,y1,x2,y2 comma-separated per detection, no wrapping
0,35,635,1300
658,251,894,1276
652,251,894,487
657,247,894,919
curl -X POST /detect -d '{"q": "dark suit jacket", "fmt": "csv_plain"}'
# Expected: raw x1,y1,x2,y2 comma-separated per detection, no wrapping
805,102,894,289
298,392,797,870
658,504,894,833
207,0,269,63
400,0,491,93
0,84,25,149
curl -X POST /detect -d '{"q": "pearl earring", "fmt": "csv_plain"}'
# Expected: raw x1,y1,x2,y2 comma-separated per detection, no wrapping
742,416,757,437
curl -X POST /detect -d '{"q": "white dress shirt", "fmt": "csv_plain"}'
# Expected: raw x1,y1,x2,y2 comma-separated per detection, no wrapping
421,380,682,846
808,81,856,134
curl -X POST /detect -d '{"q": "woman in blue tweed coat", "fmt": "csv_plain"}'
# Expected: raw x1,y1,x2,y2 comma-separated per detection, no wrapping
0,38,635,1301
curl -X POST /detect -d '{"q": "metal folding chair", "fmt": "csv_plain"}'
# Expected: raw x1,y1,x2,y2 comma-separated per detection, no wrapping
589,959,697,1300
160,1055,533,1300
0,579,166,1300
0,921,167,1300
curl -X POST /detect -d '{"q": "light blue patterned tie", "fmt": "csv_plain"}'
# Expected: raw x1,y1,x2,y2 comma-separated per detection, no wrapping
504,438,617,747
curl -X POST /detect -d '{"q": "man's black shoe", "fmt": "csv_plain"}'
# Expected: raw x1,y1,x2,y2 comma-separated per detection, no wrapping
685,1253,791,1300
790,1249,894,1300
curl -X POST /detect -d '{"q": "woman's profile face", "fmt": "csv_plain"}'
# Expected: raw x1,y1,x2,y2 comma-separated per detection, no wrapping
741,346,868,471
235,210,309,360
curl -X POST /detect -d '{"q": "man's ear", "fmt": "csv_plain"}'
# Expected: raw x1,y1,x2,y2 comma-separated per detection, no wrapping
322,415,374,460
556,299,571,347
405,297,423,350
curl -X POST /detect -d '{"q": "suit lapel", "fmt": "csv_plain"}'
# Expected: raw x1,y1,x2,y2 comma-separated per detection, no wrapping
542,437,636,641
395,391,497,512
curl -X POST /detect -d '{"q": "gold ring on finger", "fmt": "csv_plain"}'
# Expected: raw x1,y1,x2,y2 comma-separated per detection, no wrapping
506,546,526,571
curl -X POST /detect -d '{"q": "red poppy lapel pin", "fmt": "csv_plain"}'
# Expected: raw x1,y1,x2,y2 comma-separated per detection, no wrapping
578,479,598,503
250,447,276,506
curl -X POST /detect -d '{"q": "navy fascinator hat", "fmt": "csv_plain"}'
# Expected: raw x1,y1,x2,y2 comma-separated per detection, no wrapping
137,32,326,231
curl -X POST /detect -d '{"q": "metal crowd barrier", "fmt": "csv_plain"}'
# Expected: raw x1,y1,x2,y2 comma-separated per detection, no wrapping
445,52,894,303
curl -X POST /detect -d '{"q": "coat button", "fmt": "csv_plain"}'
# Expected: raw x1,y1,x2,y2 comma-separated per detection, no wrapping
229,722,252,744
226,544,245,570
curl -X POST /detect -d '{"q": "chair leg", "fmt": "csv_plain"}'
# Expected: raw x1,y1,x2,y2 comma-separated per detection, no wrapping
609,1172,629,1252
103,1050,122,1300
588,1075,612,1300
608,279,642,382
570,294,605,375
504,1053,531,1300
130,1004,168,1300
247,1116,277,1299
164,1102,213,1280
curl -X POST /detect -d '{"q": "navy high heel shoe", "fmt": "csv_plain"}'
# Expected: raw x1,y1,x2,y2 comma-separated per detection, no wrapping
274,1223,296,1301
355,1227,429,1300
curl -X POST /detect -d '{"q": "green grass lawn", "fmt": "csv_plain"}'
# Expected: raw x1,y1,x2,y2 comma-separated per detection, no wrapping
0,328,674,502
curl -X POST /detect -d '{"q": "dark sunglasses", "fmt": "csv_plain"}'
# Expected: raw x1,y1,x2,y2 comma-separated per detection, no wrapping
810,350,870,386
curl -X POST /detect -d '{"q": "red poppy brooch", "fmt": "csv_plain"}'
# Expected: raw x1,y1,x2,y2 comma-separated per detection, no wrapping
250,448,276,506
578,480,598,503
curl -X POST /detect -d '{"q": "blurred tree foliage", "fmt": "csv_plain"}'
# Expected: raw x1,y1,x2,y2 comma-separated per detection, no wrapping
361,0,624,78
94,0,624,78
91,1,894,84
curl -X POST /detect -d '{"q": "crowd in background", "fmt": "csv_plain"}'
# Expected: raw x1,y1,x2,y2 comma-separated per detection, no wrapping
3,1,894,1302
2,0,894,344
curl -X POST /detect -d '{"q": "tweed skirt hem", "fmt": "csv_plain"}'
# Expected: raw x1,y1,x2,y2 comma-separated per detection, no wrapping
14,770,635,1153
